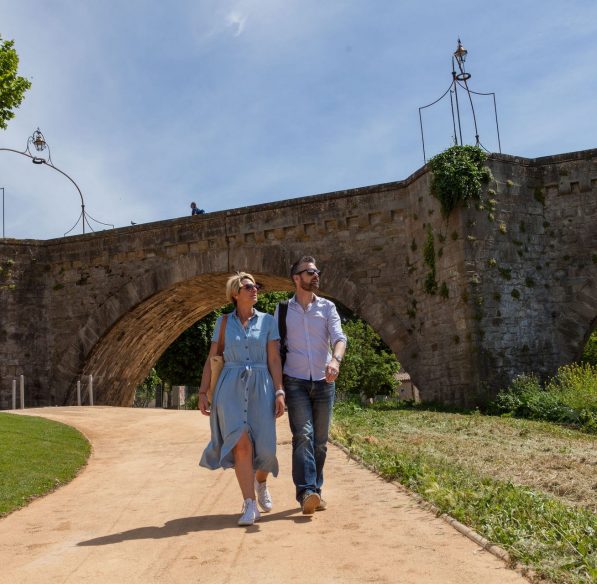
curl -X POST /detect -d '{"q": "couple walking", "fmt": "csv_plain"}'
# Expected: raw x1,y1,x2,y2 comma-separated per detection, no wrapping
198,256,347,526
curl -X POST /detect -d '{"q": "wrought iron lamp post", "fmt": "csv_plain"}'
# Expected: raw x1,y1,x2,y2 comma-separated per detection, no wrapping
0,128,113,236
418,39,502,163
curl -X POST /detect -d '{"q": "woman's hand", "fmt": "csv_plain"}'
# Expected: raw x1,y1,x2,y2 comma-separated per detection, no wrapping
274,395,285,418
199,392,210,415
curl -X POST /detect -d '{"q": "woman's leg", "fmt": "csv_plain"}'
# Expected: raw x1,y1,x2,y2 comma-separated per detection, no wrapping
254,468,272,512
255,469,268,483
233,432,256,500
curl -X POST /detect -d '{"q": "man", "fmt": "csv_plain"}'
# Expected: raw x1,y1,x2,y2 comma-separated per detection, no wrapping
275,256,347,515
190,201,205,215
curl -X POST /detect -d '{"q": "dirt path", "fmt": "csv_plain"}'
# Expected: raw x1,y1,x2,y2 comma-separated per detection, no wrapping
0,407,528,584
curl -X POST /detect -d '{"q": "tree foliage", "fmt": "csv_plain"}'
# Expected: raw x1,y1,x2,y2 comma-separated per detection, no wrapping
336,319,400,400
154,310,221,386
151,290,400,401
0,35,31,130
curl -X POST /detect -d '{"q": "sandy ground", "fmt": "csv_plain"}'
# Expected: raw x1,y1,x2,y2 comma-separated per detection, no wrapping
0,407,528,584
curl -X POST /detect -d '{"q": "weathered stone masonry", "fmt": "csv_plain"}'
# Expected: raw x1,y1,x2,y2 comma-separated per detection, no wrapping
0,150,595,408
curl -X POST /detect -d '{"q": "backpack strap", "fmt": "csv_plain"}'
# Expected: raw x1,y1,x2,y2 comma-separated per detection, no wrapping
278,301,288,364
216,314,228,356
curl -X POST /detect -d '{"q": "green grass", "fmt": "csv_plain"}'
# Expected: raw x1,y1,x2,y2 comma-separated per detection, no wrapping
331,401,597,584
0,413,91,516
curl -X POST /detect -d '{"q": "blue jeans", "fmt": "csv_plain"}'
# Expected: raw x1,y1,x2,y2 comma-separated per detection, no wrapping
284,375,335,502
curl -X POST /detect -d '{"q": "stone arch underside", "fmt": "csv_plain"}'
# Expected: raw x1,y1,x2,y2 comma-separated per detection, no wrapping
62,268,419,407
64,273,287,406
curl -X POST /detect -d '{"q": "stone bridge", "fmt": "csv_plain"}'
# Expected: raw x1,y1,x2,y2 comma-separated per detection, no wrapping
1,150,596,408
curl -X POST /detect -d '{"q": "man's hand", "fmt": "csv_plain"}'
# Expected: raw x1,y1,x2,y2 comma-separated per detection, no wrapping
274,395,285,418
325,358,340,383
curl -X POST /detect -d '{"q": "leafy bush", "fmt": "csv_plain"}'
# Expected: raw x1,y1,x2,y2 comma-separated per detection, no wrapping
581,331,597,367
134,367,162,407
548,363,597,431
185,391,199,411
428,145,491,218
155,311,221,385
492,364,597,432
336,319,400,400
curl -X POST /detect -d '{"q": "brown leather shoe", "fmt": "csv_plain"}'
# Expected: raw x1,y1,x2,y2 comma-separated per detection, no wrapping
301,492,320,515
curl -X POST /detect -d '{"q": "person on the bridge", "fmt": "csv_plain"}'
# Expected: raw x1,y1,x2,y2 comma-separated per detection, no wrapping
190,201,205,215
274,256,347,514
198,272,286,526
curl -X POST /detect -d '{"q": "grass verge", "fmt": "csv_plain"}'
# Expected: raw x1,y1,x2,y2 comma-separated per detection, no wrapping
0,413,91,516
331,401,596,584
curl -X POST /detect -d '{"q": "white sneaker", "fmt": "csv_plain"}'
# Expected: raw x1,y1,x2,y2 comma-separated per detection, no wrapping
255,479,273,512
238,498,261,526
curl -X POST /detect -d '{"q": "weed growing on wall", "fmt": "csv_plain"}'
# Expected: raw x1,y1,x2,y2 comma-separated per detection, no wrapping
428,145,491,218
423,226,438,294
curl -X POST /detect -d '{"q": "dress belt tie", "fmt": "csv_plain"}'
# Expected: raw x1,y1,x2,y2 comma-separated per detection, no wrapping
223,362,267,383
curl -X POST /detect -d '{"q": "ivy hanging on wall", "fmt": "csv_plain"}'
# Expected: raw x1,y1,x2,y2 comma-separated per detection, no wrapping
423,225,438,294
428,145,491,218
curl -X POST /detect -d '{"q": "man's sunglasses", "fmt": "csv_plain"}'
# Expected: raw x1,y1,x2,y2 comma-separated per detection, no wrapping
295,269,321,277
240,283,262,292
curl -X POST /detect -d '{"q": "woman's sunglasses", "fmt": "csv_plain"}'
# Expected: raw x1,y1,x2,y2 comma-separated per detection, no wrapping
240,283,262,292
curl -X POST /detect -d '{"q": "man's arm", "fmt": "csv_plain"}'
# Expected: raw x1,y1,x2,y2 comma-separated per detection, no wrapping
325,303,347,381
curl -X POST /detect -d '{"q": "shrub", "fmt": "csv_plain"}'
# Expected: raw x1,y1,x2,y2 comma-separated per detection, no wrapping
492,364,597,432
428,145,490,218
336,319,400,400
581,331,597,367
134,368,162,407
548,363,597,431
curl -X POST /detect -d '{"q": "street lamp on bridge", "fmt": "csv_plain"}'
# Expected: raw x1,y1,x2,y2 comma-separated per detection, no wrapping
0,128,113,236
418,39,502,163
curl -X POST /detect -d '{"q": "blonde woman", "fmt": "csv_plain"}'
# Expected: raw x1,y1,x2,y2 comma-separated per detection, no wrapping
199,272,285,526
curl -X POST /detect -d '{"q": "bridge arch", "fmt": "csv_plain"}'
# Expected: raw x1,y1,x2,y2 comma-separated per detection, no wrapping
63,258,414,406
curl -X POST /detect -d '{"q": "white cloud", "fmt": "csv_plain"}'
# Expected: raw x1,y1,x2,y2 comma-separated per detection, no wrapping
226,10,247,37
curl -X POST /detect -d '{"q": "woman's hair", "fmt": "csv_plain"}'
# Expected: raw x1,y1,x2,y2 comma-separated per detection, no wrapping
226,271,256,305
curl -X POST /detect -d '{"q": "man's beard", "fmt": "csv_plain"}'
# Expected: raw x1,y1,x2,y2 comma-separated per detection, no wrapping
300,279,319,292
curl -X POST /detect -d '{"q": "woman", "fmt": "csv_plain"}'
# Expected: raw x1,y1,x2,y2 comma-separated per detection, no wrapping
198,272,286,526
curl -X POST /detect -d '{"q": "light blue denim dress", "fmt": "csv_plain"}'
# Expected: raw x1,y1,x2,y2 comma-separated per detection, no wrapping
200,310,280,476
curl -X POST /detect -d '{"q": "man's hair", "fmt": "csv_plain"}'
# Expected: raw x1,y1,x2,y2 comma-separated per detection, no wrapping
226,271,256,305
290,256,316,279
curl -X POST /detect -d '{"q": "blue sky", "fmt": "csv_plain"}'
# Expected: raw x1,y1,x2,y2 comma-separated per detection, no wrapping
1,1,596,240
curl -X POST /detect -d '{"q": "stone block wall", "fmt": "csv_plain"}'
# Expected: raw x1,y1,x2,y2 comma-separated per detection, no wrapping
0,149,595,408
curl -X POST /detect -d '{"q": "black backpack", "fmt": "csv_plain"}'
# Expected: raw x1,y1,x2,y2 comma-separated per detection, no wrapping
278,301,288,366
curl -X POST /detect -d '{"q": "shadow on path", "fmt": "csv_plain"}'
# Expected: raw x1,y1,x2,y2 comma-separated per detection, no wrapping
77,508,309,546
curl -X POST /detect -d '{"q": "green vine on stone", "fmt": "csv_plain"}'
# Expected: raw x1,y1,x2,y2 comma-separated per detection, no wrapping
428,145,491,218
423,225,438,294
